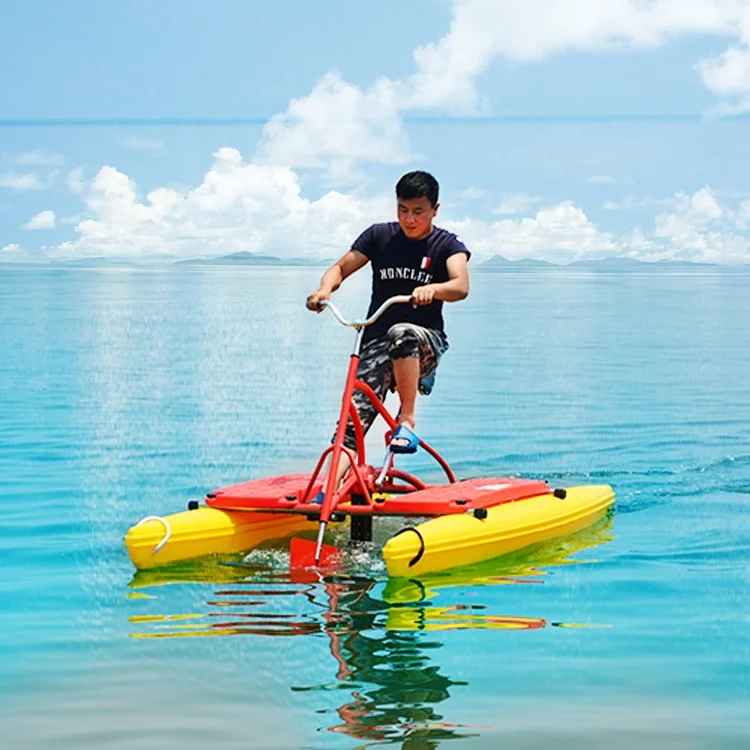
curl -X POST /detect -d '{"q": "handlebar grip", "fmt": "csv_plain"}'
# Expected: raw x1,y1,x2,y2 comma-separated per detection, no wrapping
317,295,412,327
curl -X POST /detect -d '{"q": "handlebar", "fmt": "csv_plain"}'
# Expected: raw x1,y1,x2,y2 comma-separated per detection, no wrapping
319,295,413,329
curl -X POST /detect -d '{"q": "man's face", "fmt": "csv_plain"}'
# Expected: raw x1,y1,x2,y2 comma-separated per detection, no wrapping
397,196,438,240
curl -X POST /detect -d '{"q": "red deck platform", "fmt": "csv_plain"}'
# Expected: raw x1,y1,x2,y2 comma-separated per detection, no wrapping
206,473,549,517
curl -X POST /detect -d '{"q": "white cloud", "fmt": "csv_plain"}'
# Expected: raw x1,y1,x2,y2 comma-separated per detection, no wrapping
19,162,748,265
15,151,64,167
635,186,750,263
446,188,750,265
590,175,617,184
254,1,750,180
698,44,750,97
23,210,56,230
122,136,165,151
697,26,750,112
444,201,616,263
50,148,391,261
1,243,30,261
66,167,86,194
407,0,750,111
254,72,411,181
620,228,663,256
0,171,46,191
654,187,725,237
46,149,621,264
495,193,542,215
626,229,749,264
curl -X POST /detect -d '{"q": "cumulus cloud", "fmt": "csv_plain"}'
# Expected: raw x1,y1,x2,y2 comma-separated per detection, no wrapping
42,150,623,265
698,44,750,98
697,15,750,113
629,186,750,263
254,72,411,181
446,188,750,264
1,243,30,261
254,1,750,179
408,0,748,111
0,172,46,191
655,187,725,233
444,201,617,263
50,148,391,261
620,228,664,256
12,161,749,265
23,210,56,230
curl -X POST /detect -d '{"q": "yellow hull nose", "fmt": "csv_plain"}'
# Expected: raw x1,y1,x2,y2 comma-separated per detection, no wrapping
382,485,615,578
125,507,309,570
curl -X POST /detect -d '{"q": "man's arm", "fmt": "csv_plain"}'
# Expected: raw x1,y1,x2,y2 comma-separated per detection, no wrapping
306,250,369,311
411,252,469,307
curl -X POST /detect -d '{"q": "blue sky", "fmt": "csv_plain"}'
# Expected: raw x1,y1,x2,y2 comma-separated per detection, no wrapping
2,0,750,264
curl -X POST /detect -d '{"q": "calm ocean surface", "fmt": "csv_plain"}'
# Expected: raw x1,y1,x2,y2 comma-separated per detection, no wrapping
1,264,749,749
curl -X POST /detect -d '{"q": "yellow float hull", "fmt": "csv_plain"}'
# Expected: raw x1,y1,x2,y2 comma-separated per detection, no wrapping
124,507,309,570
382,485,615,578
126,485,614,576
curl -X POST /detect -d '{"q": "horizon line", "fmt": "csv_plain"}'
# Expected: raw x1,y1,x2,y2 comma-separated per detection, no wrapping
1,113,750,127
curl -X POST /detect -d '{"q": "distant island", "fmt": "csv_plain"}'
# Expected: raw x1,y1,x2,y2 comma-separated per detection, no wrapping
175,251,329,266
176,251,729,270
477,255,720,271
480,255,555,269
10,251,329,268
53,256,142,267
3,252,744,270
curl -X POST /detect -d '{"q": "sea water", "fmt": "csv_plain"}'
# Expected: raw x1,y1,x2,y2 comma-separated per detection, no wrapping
1,264,748,749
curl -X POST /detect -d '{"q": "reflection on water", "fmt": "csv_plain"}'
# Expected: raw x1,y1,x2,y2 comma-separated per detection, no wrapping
127,519,614,745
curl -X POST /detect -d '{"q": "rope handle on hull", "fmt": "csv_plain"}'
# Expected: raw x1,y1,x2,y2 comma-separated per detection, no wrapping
391,526,426,568
134,515,172,555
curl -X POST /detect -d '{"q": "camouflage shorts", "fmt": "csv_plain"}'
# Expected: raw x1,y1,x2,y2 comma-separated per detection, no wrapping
336,323,449,450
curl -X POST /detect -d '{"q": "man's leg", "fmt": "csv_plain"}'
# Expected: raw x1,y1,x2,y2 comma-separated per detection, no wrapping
387,324,449,432
326,337,393,487
392,356,419,428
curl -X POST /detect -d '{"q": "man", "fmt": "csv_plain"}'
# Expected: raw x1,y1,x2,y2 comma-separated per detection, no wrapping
306,170,470,473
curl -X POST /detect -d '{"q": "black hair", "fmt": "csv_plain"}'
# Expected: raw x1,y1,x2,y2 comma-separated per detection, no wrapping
396,171,439,207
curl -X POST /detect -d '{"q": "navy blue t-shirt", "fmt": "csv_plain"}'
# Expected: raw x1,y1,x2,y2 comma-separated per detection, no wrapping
352,222,470,343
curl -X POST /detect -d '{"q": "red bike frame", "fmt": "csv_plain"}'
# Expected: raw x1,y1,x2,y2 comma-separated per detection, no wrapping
306,353,456,523
306,297,456,560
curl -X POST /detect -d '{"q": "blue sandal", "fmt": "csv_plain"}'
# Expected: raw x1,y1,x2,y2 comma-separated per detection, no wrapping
308,490,325,505
389,425,420,454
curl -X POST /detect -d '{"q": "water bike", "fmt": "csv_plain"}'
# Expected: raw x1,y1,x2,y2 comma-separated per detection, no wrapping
125,295,615,577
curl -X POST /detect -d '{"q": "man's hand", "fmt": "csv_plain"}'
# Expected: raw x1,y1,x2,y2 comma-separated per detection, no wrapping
411,285,436,307
306,288,331,312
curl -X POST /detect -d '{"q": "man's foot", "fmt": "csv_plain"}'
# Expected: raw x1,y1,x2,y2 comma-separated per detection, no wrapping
389,424,420,454
308,491,325,505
